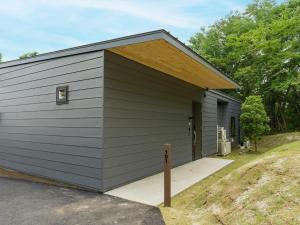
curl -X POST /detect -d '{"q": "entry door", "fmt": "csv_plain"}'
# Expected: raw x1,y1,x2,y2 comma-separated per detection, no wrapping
192,102,202,160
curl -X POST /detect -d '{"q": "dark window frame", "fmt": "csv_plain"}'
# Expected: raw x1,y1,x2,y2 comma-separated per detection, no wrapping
56,85,69,105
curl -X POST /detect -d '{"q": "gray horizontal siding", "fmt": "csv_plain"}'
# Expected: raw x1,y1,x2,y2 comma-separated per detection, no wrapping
0,147,101,169
0,118,102,128
0,140,101,158
0,88,102,106
213,91,241,145
0,126,102,138
0,133,102,148
103,138,189,158
229,100,241,145
0,53,101,81
202,90,241,156
0,76,102,97
0,61,43,74
0,158,101,188
0,98,102,113
202,91,218,156
2,108,103,120
104,127,188,138
104,134,189,149
0,67,103,94
102,51,203,190
103,150,190,188
0,51,104,190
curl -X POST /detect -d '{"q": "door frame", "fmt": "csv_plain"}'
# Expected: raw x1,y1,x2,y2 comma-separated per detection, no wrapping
192,101,202,160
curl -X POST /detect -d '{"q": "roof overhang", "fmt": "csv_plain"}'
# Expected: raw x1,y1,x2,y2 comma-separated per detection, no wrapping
108,38,236,89
0,30,239,89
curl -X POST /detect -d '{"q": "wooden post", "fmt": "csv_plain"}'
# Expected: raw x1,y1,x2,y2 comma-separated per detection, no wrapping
164,143,171,207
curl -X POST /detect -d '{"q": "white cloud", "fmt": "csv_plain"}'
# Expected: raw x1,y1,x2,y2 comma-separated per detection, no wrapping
222,0,245,12
0,0,248,60
49,0,246,25
44,0,202,29
0,0,41,21
0,0,245,29
0,0,230,29
0,27,86,60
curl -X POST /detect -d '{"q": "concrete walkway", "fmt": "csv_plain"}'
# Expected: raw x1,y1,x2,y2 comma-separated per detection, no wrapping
106,157,233,205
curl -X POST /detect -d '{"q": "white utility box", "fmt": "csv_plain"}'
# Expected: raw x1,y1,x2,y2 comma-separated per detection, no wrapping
217,126,232,156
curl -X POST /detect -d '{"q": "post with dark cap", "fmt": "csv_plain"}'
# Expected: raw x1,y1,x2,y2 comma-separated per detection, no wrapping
164,143,171,207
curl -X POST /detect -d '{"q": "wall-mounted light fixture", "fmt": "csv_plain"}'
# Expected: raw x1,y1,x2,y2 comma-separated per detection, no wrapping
56,86,69,105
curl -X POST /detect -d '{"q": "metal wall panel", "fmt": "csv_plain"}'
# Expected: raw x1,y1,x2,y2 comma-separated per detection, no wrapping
202,91,241,156
102,51,203,190
0,51,104,190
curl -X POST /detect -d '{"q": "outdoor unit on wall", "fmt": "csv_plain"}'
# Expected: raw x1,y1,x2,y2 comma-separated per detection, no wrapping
217,125,231,156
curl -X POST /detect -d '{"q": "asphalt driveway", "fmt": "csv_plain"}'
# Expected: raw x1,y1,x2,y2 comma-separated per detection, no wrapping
0,177,165,225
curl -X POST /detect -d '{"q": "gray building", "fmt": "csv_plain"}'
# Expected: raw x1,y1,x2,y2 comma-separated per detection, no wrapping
0,30,241,191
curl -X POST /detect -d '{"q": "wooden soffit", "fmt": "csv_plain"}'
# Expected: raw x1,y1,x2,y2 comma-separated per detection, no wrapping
108,39,237,89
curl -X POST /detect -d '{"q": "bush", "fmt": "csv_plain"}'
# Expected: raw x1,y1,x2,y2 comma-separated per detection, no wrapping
240,95,270,151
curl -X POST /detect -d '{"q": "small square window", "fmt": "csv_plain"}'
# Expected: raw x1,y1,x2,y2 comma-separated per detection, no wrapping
56,86,69,105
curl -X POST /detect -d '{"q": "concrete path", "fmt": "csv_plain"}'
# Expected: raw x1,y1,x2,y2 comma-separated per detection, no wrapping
0,177,165,225
106,157,233,206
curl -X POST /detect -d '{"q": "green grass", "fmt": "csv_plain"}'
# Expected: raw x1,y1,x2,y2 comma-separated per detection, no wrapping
160,132,300,225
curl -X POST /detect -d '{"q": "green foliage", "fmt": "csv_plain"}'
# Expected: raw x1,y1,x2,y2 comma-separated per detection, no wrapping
19,52,38,59
240,95,270,150
189,0,300,132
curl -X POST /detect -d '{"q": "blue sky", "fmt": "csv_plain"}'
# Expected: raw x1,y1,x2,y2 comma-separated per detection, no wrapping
0,0,253,61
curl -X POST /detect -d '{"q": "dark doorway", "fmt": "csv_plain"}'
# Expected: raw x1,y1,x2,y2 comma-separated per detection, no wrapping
192,101,202,160
217,101,228,127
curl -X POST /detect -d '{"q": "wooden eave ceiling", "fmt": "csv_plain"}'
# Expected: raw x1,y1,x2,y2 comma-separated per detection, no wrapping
109,39,237,89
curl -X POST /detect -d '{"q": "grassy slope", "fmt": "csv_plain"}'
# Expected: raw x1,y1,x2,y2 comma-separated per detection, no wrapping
160,132,300,225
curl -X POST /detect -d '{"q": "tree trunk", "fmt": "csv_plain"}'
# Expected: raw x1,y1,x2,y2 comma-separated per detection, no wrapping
254,137,257,152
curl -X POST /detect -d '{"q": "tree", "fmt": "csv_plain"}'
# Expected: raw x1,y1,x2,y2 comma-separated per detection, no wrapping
189,0,300,132
19,52,38,59
240,95,270,151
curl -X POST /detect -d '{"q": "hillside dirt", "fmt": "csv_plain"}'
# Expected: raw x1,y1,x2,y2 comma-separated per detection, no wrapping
161,132,300,225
